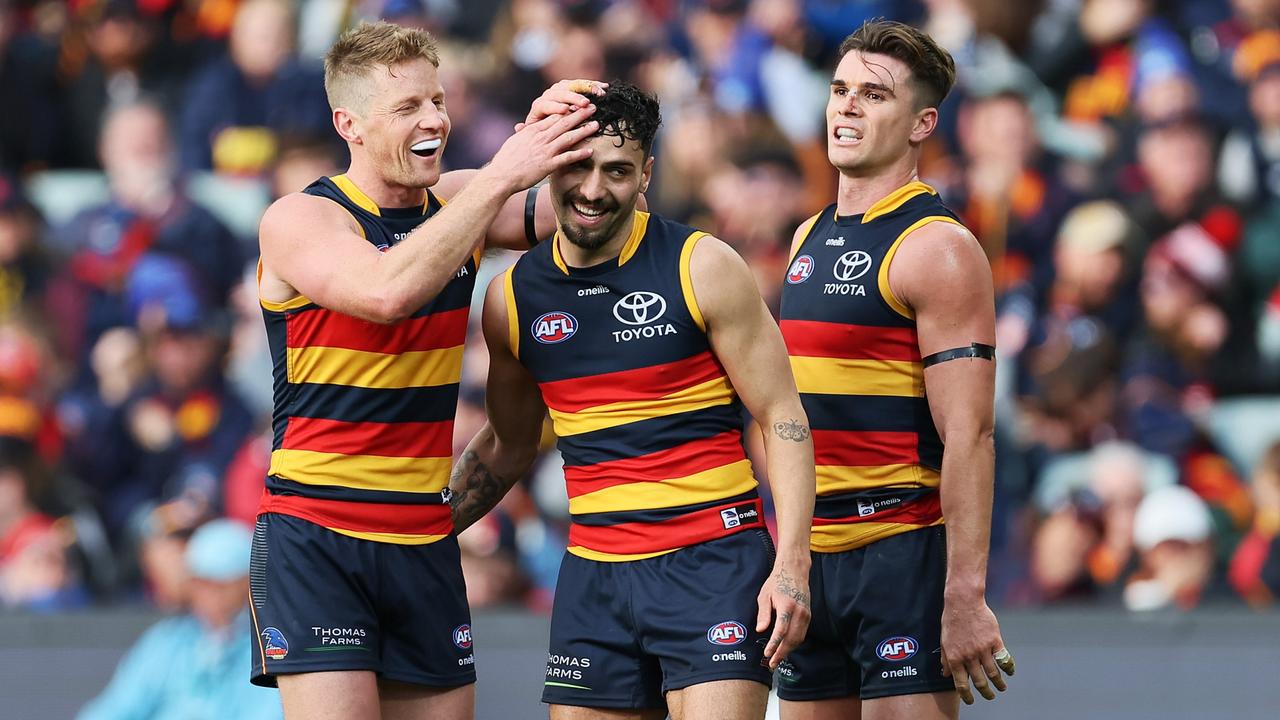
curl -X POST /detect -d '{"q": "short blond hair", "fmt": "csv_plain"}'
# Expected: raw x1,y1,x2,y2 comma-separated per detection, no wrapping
324,21,440,113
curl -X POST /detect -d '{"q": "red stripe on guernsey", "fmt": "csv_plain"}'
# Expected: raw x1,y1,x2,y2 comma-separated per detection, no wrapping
539,351,725,413
780,320,920,361
812,430,920,467
812,492,941,526
259,492,453,535
564,431,745,498
282,417,453,459
570,499,763,555
287,306,468,353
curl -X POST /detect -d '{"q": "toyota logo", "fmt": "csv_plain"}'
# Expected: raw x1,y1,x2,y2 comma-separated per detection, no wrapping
613,291,667,326
833,250,873,281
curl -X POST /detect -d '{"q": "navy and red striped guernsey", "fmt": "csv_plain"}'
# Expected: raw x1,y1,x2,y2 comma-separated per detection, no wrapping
779,181,962,552
506,211,762,561
257,174,480,545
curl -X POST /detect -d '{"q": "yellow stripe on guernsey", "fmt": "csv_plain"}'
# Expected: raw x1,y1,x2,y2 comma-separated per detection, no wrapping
678,231,708,332
816,464,940,495
789,356,924,397
329,530,450,545
569,460,757,515
878,214,963,320
286,345,464,388
812,516,945,551
547,376,737,437
267,451,453,493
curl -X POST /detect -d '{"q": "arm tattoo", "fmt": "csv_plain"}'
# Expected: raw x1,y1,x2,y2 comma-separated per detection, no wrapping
773,419,811,443
449,450,513,531
776,567,811,608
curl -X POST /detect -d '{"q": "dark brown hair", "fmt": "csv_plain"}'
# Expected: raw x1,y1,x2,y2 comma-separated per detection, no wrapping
837,20,957,110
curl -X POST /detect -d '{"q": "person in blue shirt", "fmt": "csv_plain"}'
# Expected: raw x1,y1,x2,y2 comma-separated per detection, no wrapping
78,519,283,720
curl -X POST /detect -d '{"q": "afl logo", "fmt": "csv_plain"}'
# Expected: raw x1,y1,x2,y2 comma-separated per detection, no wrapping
453,624,473,650
707,621,747,646
833,250,873,281
612,291,667,326
262,627,289,660
787,255,815,284
876,636,918,662
532,311,578,344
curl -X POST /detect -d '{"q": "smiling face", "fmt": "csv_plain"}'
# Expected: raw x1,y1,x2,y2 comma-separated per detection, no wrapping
827,51,937,177
341,58,449,191
550,131,652,251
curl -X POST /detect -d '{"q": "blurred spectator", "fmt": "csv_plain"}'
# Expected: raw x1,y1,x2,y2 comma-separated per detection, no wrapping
78,519,283,720
1124,484,1216,610
49,101,242,363
1229,439,1280,605
56,0,187,169
0,175,55,323
1218,30,1280,207
1030,441,1175,601
178,0,333,175
0,438,87,611
63,254,253,557
0,0,60,170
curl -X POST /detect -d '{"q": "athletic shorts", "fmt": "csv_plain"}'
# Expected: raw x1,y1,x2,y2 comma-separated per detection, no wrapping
542,528,777,709
249,512,475,688
775,525,950,701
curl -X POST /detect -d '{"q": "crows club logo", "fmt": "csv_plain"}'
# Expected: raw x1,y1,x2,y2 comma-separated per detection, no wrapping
532,311,578,344
787,255,815,284
262,627,289,660
876,636,918,662
612,291,667,326
833,250,873,281
707,621,748,646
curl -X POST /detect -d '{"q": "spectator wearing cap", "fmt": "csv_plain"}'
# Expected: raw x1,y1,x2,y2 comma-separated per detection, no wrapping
78,519,283,720
1123,485,1216,610
49,101,242,365
1218,30,1280,207
62,253,253,558
178,0,333,175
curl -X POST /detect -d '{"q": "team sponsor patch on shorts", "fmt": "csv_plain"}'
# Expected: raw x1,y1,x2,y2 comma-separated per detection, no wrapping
262,627,289,660
453,624,473,649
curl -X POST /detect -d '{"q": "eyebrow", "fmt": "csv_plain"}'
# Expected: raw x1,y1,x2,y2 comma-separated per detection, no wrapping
830,80,896,97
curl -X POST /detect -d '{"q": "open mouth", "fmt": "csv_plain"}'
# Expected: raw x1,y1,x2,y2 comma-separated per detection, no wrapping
410,138,442,158
571,201,613,226
833,127,863,145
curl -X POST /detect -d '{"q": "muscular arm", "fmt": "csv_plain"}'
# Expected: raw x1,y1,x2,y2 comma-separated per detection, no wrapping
258,107,598,323
689,235,814,667
448,273,547,531
890,220,1009,703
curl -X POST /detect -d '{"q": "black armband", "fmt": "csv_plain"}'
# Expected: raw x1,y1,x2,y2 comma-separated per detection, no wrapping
524,186,541,247
921,343,995,368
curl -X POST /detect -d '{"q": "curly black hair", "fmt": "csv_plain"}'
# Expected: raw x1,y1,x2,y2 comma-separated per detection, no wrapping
591,81,662,155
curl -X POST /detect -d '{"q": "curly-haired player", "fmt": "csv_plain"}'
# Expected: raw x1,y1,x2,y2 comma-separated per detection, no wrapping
450,82,816,720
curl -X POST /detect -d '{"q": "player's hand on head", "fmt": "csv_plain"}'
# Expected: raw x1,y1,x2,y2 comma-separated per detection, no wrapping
515,79,609,131
486,105,600,191
940,599,1014,704
755,564,811,670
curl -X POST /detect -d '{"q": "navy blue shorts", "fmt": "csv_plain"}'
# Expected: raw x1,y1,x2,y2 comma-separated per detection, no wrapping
776,526,951,701
542,528,776,710
249,512,475,688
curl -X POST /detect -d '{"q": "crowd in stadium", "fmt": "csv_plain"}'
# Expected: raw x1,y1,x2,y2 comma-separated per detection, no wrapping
1,0,1279,623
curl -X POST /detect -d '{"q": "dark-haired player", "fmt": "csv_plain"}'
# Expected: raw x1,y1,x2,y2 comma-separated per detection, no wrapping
449,82,815,720
774,20,1014,720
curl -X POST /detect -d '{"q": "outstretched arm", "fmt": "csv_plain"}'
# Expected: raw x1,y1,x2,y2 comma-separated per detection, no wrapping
449,272,547,531
689,235,814,670
259,106,599,324
890,220,1014,705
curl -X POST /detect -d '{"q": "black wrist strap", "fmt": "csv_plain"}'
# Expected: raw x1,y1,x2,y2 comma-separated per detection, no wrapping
921,343,995,368
524,186,540,247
